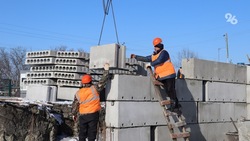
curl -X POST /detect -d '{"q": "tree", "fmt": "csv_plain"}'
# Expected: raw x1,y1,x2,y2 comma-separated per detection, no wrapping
173,48,198,68
0,47,29,96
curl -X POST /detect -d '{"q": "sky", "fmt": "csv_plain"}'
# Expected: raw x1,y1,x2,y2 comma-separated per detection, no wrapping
0,0,249,65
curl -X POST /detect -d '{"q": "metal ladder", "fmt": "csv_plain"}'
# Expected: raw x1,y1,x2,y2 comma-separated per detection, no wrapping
147,67,190,141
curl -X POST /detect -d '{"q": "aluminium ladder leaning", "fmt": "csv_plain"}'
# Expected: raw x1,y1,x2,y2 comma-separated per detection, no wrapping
147,66,190,141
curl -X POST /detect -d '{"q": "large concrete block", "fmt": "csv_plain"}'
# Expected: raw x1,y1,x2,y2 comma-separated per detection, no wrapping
188,122,237,141
247,66,250,84
176,79,203,101
105,101,166,128
205,81,246,102
198,102,247,123
238,121,250,141
26,85,57,102
89,43,126,69
180,102,198,123
57,86,79,101
105,75,156,101
182,58,247,84
247,85,250,103
105,127,150,141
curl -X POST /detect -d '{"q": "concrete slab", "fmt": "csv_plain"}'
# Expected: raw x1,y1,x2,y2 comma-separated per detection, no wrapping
188,122,237,141
105,101,167,128
55,58,88,66
176,79,203,101
247,85,250,103
106,127,150,141
56,51,89,59
198,102,247,123
26,85,57,102
238,121,250,141
182,58,247,84
25,57,56,65
105,75,154,101
247,66,250,84
180,102,198,124
205,81,246,102
26,50,57,58
57,86,79,101
89,43,126,69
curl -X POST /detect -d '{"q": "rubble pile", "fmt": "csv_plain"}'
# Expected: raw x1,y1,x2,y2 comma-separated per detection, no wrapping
0,97,74,141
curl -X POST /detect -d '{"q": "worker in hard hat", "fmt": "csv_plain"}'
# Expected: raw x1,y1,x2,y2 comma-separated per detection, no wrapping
72,63,110,141
177,67,184,79
131,37,180,111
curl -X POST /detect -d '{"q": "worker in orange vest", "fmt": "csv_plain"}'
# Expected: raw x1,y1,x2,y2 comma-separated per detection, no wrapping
72,63,110,141
131,37,180,111
177,67,184,79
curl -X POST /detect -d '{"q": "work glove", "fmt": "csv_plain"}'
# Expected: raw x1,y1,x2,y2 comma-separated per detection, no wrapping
104,63,110,71
130,54,136,58
145,63,151,69
72,115,77,122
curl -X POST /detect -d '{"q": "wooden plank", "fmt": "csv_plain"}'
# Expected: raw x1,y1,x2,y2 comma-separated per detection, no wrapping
171,132,190,139
169,121,187,128
160,100,172,106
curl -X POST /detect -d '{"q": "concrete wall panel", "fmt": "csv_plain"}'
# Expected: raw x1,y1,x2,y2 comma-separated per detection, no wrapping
105,101,167,128
176,79,203,101
180,102,198,123
205,81,246,102
247,66,250,84
106,127,150,141
182,58,247,83
26,85,57,102
105,75,154,101
198,102,247,123
57,86,79,101
188,122,236,141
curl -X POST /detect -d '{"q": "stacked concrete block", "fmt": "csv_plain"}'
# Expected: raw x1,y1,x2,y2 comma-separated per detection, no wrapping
24,50,91,101
105,74,169,141
89,43,126,69
177,58,248,140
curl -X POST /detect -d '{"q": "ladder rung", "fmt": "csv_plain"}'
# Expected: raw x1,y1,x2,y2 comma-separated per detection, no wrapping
169,121,186,128
163,110,178,117
171,132,190,139
160,100,172,106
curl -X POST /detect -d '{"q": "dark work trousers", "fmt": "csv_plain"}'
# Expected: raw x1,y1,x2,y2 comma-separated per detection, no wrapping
79,111,99,141
160,78,179,108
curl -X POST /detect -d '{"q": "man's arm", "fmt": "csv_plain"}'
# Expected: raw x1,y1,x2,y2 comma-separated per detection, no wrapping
72,92,79,117
95,63,110,92
135,55,152,62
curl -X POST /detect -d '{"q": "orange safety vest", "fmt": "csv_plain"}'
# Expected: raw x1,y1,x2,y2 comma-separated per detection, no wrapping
76,85,101,114
151,50,176,79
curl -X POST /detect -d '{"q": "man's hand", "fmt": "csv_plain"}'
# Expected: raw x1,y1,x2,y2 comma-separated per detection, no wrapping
145,63,151,69
72,115,77,122
130,54,136,58
104,63,110,71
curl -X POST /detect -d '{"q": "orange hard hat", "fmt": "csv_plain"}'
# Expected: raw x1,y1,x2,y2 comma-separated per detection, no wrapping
81,74,92,84
153,37,162,46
